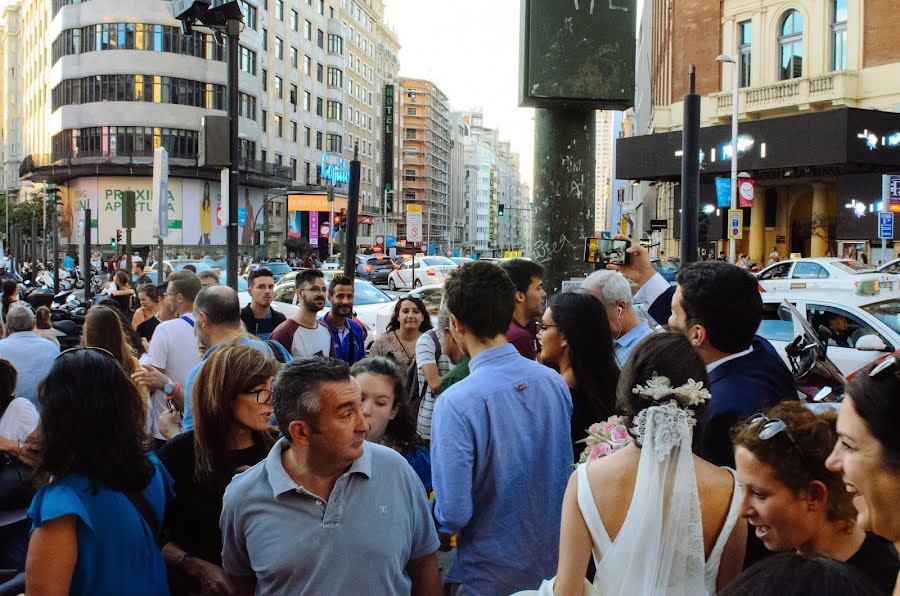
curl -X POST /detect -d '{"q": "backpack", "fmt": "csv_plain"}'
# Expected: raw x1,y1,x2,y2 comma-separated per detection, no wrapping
406,329,441,418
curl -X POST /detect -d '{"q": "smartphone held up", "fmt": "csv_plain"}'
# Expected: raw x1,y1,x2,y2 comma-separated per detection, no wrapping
584,237,630,267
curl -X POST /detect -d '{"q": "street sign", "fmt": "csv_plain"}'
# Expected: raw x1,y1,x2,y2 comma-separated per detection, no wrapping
320,224,330,236
738,178,755,208
406,205,423,243
386,235,395,248
561,278,585,292
884,175,900,213
309,210,319,248
375,235,385,245
152,147,169,238
650,219,667,231
878,212,894,240
727,209,743,240
238,207,246,226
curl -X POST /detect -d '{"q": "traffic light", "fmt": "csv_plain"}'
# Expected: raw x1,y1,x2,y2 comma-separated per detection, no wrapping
340,208,348,231
111,236,117,247
116,229,124,245
333,213,342,233
498,203,505,217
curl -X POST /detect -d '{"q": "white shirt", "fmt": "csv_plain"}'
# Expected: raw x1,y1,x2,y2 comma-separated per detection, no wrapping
291,323,332,358
706,347,754,373
0,397,38,442
140,313,199,387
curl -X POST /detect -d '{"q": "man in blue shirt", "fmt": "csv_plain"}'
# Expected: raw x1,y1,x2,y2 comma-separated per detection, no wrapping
431,262,573,595
582,269,655,368
181,285,291,431
320,275,366,364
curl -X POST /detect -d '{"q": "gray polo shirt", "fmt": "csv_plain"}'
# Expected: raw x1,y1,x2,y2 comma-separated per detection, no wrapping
221,438,440,595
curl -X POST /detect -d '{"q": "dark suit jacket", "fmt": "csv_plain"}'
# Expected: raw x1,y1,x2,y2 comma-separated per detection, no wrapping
648,285,676,326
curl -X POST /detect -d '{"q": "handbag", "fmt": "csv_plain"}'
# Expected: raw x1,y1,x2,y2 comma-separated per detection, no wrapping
0,455,35,511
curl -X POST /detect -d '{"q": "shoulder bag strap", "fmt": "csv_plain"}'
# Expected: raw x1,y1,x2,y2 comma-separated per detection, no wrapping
124,489,166,549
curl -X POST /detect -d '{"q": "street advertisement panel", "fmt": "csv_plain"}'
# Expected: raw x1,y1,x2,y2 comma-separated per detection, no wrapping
309,211,319,248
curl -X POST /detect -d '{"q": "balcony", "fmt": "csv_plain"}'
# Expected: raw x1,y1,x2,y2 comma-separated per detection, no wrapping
711,70,860,121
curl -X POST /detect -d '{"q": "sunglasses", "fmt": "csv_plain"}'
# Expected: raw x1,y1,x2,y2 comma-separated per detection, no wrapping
747,413,806,459
400,292,424,300
56,346,115,360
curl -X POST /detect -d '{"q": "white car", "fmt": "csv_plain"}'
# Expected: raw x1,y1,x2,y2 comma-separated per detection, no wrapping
322,255,342,270
387,256,457,290
375,284,444,335
756,286,900,376
756,258,897,292
876,257,900,275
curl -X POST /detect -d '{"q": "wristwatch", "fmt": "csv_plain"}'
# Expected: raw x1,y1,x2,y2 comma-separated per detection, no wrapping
163,380,175,396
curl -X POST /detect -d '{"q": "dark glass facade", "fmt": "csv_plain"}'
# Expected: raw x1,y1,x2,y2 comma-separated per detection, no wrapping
52,23,226,64
52,127,199,161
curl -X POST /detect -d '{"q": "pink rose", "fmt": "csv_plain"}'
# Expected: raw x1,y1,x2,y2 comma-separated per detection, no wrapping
606,415,619,425
587,442,613,462
588,422,603,434
609,424,631,446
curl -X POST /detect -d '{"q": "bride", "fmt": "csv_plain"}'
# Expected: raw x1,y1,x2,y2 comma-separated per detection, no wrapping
545,333,746,595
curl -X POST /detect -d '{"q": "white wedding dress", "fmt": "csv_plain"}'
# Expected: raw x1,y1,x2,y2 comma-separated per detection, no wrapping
517,400,743,596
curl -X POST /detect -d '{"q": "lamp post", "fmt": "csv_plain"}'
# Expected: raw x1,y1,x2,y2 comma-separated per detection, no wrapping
716,53,739,263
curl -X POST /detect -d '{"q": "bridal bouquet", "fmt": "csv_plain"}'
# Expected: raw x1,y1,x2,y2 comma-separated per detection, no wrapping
577,415,633,463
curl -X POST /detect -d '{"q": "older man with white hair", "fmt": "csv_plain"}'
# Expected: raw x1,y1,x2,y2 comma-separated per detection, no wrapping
0,305,59,401
581,270,654,367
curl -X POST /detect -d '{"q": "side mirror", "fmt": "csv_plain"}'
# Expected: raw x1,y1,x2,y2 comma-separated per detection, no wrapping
855,334,888,352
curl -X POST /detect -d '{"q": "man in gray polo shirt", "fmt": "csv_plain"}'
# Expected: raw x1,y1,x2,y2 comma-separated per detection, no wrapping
220,357,441,595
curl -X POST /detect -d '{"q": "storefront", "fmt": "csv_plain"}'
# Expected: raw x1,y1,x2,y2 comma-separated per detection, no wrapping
616,108,900,264
286,193,348,258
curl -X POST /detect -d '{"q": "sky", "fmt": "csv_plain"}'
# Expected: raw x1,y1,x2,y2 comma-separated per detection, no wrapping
383,0,535,190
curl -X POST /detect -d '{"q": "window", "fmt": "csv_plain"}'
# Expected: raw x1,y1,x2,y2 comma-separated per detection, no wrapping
274,114,283,137
304,161,311,182
317,0,324,15
327,67,343,87
316,97,323,116
328,34,343,55
290,9,298,31
304,55,311,75
274,75,283,98
274,36,283,60
806,304,890,350
290,120,297,142
304,20,311,41
274,0,283,20
405,128,416,140
407,107,417,115
317,29,324,49
304,126,311,146
303,91,311,111
327,133,342,152
51,126,199,161
317,63,324,83
316,131,323,150
759,262,792,280
778,9,803,80
290,83,297,106
238,46,257,75
792,262,829,279
261,109,267,132
327,100,342,120
239,92,256,119
738,21,751,88
239,1,257,30
831,0,847,71
261,68,267,91
290,157,297,180
261,27,267,50
290,46,298,67
261,149,267,162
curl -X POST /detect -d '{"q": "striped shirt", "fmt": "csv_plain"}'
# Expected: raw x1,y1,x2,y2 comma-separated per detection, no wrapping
415,331,452,440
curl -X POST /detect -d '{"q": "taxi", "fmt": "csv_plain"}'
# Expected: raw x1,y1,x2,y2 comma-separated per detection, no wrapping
757,281,900,376
755,257,897,292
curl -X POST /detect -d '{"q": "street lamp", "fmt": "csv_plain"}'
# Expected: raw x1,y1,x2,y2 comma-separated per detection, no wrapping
716,53,739,263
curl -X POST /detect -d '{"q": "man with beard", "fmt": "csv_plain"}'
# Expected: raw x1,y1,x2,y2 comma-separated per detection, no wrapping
240,267,286,341
271,269,335,358
500,259,546,360
320,276,366,364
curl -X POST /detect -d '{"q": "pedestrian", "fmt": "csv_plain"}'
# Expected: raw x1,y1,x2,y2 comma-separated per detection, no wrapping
1,278,19,334
25,348,173,595
0,305,59,402
320,275,366,364
96,297,147,357
181,285,290,432
83,305,147,403
733,402,898,593
33,306,61,347
240,267,286,341
159,343,279,595
351,356,431,491
413,309,451,441
0,359,39,570
434,307,468,396
219,357,442,594
132,283,162,341
197,270,220,287
270,269,334,358
102,270,134,313
369,293,431,370
826,356,900,594
582,270,654,368
431,261,573,594
721,552,882,596
132,258,153,286
546,332,745,595
500,259,546,359
538,291,619,461
768,247,780,266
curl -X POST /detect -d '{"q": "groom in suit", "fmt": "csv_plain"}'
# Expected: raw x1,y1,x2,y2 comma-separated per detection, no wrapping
610,239,795,469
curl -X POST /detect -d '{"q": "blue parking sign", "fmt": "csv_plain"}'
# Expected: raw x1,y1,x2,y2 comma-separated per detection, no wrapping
879,212,893,240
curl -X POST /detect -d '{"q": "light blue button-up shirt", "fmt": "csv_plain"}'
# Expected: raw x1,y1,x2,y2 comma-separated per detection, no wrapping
0,331,59,402
614,320,654,368
431,343,573,595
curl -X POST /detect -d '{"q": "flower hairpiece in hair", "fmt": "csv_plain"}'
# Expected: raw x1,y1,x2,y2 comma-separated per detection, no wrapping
632,374,712,407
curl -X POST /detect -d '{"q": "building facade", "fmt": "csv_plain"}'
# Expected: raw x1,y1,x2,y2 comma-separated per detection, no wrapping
617,0,900,264
595,110,616,233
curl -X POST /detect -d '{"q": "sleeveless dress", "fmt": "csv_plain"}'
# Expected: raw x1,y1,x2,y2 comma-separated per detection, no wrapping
577,462,743,595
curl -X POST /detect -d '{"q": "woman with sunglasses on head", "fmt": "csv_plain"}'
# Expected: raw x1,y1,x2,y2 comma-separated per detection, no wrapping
733,401,898,593
351,356,431,492
826,355,900,595
158,342,279,595
537,291,620,461
369,294,432,370
25,348,173,595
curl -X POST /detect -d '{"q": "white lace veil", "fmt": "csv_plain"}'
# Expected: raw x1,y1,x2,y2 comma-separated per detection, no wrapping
592,380,709,595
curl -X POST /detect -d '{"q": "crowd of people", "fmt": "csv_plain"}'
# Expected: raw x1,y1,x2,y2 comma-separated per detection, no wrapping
0,243,897,596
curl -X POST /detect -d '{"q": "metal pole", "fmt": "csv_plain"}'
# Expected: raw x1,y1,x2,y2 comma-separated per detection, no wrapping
30,217,37,283
52,206,59,294
158,237,164,284
225,18,241,291
82,209,92,301
680,66,701,264
343,146,361,280
729,60,739,263
42,190,47,264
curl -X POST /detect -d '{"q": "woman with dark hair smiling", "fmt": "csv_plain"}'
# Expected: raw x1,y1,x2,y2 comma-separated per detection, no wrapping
537,291,620,460
369,294,433,370
158,342,279,595
25,348,173,594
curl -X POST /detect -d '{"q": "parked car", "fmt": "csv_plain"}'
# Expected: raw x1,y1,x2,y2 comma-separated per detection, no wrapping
249,261,293,281
650,257,680,284
322,255,342,270
876,257,900,275
356,254,395,285
755,257,897,292
387,256,457,290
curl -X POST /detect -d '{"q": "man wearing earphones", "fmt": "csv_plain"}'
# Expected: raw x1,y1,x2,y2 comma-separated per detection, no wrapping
582,270,654,368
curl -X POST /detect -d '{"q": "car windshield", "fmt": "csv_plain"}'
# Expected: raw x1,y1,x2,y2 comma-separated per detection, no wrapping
653,260,678,274
832,260,876,274
324,280,393,307
420,257,454,266
259,263,292,274
365,257,394,268
171,261,212,273
862,299,900,335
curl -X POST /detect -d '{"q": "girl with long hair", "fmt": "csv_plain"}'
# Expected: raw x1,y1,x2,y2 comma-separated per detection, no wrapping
368,294,432,370
538,291,620,461
158,342,279,595
132,283,162,341
25,348,172,594
83,305,144,384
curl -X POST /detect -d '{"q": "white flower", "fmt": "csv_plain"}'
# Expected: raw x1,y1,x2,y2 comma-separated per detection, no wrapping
632,374,711,406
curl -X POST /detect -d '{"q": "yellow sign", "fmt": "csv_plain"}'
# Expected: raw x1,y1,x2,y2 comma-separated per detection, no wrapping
407,204,423,212
288,194,348,212
727,209,744,240
503,251,521,258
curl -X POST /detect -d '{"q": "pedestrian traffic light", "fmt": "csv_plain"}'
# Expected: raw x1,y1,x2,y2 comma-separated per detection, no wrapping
498,203,505,217
340,208,348,231
111,236,117,247
116,229,124,244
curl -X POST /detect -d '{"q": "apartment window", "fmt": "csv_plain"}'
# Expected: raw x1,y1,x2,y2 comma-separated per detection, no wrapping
316,131,323,150
274,0,283,20
274,114,283,137
274,153,282,165
316,63,324,83
290,120,297,142
238,46,256,75
304,161,311,182
327,100,342,120
407,107,416,115
404,169,416,181
405,128,416,140
261,68,267,91
239,1,257,30
290,157,297,179
261,109,267,132
274,36,283,60
326,133,342,152
778,9,803,80
317,0,324,15
304,126,311,147
238,92,256,119
290,83,297,106
327,67,343,87
316,97,323,116
289,46,297,67
738,21,751,88
328,34,343,55
304,20,311,41
831,0,847,71
303,91,311,110
304,55,311,76
261,27,268,50
317,29,324,49
274,75,283,98
261,149,267,162
290,9,298,31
